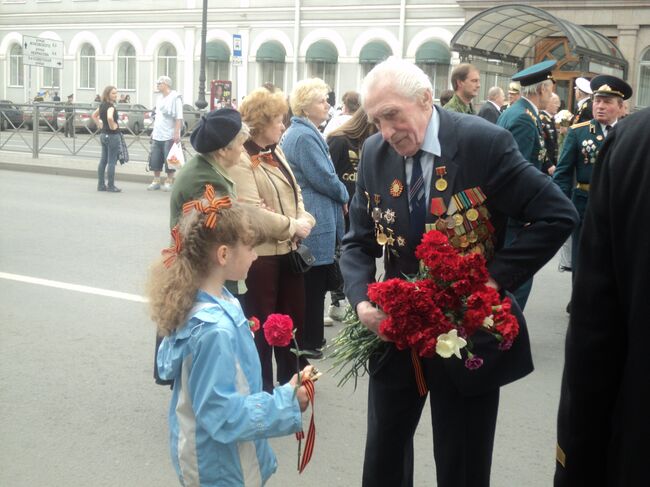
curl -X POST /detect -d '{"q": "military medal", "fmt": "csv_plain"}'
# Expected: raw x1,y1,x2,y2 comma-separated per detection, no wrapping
383,209,396,224
396,236,406,247
376,225,388,245
364,191,371,215
371,195,382,222
389,179,403,197
453,213,464,227
430,197,446,217
466,208,479,222
386,228,395,246
596,135,603,141
434,166,448,192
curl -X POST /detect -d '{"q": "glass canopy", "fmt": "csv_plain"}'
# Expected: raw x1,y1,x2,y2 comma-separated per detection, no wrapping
450,4,627,77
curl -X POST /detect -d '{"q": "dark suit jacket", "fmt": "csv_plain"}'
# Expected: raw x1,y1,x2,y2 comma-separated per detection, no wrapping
341,106,578,396
497,97,544,170
477,101,501,124
555,107,650,487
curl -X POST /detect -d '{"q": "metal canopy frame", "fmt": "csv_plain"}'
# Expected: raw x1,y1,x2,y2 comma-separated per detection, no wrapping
450,4,628,76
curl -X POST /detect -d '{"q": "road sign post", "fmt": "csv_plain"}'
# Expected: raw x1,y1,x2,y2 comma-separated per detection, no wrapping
23,35,64,69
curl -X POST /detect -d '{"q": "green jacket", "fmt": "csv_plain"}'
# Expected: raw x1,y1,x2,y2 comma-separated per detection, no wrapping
169,153,236,228
497,97,545,170
552,119,605,219
443,93,475,114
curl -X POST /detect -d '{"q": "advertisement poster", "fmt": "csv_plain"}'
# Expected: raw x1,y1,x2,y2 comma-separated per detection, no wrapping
210,80,232,110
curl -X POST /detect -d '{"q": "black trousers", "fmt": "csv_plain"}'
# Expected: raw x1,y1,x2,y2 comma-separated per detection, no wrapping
244,254,307,392
363,348,500,487
303,264,329,350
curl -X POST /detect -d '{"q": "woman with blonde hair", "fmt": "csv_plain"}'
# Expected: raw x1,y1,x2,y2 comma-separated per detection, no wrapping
229,86,316,392
280,78,349,356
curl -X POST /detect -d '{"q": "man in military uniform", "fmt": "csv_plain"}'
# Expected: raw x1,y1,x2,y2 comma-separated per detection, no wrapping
443,63,480,114
572,77,593,124
501,81,521,113
553,74,632,280
341,57,577,487
540,92,561,175
497,60,556,310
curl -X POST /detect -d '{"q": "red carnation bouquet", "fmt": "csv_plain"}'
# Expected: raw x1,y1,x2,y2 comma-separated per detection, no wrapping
330,229,519,386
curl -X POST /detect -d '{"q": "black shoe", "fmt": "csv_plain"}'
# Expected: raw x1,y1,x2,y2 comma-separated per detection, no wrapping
301,349,323,360
106,186,122,193
97,185,107,191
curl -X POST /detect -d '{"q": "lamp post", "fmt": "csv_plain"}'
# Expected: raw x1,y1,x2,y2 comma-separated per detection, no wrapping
195,0,208,110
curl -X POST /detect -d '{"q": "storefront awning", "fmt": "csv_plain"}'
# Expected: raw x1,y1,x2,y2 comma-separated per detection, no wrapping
450,4,627,77
360,41,391,64
256,42,286,63
306,41,338,63
206,42,229,62
415,41,451,64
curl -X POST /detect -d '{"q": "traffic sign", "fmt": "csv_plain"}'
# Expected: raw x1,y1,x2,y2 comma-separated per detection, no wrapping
23,35,64,69
233,34,242,57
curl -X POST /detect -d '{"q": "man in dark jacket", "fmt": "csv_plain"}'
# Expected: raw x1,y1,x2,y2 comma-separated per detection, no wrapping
555,106,650,487
477,86,504,124
341,57,577,487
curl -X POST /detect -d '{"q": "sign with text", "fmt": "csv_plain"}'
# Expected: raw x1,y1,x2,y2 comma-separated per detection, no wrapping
232,34,242,57
23,35,64,69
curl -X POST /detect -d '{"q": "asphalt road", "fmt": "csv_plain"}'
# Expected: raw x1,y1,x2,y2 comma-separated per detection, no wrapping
0,169,572,486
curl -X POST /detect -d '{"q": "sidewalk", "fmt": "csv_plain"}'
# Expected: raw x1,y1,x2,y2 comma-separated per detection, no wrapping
0,149,151,183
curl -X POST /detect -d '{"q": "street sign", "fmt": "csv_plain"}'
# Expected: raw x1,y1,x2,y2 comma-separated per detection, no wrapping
231,56,242,67
232,34,242,57
23,35,64,69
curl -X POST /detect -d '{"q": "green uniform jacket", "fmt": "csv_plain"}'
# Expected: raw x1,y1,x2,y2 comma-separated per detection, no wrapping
497,97,545,170
169,153,236,228
552,120,605,219
442,93,475,114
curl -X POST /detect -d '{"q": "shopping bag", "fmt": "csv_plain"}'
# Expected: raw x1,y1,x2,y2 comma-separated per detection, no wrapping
166,142,185,170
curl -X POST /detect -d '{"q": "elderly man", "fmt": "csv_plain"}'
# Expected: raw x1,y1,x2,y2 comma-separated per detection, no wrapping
340,57,577,487
148,75,183,192
540,92,561,175
443,63,480,114
553,75,632,282
478,86,505,123
572,76,593,124
497,60,556,310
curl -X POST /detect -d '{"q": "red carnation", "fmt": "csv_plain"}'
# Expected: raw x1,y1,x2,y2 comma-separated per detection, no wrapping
249,316,260,333
263,314,294,347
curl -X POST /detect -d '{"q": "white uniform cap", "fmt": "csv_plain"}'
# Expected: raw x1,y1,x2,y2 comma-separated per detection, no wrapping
575,77,592,94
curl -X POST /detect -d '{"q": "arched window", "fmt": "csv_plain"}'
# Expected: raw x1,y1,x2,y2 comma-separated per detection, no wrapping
79,43,96,89
638,48,650,108
117,43,136,90
9,44,24,86
306,41,337,91
157,42,177,83
257,41,285,90
415,41,451,98
43,67,60,89
206,41,230,84
359,41,391,78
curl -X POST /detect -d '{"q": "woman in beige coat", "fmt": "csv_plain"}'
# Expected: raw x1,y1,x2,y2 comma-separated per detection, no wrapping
230,86,315,392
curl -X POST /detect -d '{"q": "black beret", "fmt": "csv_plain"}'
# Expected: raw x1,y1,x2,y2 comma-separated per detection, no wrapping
190,108,242,153
512,60,557,87
590,75,632,100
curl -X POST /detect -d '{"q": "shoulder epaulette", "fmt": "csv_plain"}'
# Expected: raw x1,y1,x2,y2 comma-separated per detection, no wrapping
570,121,590,129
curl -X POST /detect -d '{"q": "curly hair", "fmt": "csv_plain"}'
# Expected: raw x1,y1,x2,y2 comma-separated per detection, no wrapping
147,201,265,336
240,87,288,138
326,107,377,148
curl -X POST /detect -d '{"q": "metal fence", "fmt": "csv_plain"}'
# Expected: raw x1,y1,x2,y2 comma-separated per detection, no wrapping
0,101,197,162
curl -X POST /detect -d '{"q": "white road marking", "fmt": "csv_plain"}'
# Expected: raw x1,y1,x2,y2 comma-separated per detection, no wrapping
0,272,147,302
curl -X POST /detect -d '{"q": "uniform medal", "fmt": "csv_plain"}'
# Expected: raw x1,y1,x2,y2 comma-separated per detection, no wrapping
435,166,448,192
389,179,404,197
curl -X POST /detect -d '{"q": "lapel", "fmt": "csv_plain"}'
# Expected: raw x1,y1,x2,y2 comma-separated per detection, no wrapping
379,145,410,240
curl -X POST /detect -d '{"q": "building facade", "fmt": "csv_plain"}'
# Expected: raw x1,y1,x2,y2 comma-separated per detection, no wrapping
1,0,648,110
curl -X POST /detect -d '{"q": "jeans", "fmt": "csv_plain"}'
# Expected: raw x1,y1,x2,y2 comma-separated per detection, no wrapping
98,132,120,188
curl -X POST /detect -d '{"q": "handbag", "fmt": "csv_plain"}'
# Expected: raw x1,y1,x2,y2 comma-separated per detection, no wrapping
288,242,315,274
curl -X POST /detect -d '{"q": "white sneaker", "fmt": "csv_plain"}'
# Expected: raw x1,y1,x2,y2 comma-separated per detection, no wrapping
147,181,161,191
162,182,172,192
323,316,334,327
328,303,347,322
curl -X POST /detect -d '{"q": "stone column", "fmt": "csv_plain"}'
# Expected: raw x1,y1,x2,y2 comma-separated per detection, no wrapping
617,25,639,100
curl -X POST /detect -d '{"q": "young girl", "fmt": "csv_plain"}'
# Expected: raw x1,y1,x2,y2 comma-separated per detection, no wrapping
147,186,313,487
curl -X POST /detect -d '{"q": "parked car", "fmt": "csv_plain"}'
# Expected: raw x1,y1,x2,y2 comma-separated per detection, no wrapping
55,103,99,134
142,103,203,136
23,102,64,130
115,103,148,134
0,100,24,130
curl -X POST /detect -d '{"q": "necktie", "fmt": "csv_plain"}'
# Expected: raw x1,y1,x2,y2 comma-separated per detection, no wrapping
605,125,612,136
408,150,426,246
